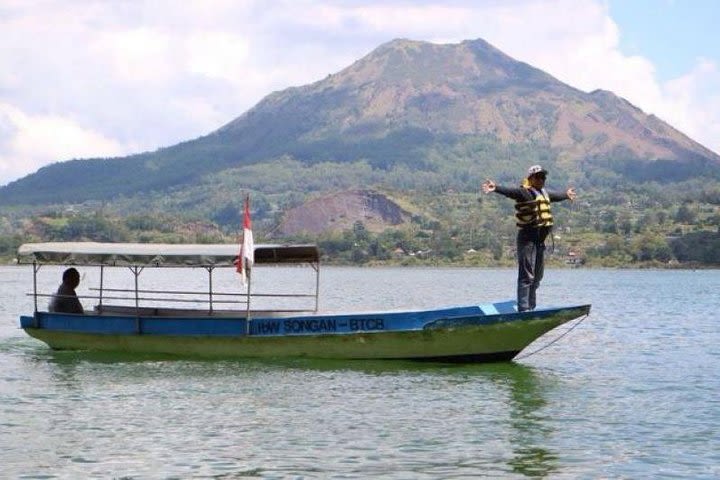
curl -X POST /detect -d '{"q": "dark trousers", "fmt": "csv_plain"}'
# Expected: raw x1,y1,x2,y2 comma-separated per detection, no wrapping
516,227,550,311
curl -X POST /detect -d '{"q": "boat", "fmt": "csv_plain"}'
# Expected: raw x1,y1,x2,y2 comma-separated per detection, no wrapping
17,242,591,362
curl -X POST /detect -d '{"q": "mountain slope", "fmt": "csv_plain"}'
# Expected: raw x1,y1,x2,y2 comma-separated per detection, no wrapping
1,38,718,206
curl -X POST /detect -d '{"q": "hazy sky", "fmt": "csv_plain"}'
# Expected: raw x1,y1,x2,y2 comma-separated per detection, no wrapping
1,0,718,187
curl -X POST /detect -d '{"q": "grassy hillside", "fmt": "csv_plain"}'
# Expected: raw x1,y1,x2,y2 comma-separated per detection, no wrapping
1,37,719,266
2,156,718,266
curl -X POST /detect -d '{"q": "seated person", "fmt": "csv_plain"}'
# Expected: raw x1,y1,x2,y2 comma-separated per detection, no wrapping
48,267,84,314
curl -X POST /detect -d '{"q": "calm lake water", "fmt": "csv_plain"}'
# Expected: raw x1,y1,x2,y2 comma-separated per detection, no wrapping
1,265,719,479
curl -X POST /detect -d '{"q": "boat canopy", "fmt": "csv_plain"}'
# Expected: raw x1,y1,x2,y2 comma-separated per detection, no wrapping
17,242,320,267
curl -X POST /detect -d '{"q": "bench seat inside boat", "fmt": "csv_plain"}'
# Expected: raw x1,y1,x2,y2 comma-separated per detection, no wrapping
93,304,312,318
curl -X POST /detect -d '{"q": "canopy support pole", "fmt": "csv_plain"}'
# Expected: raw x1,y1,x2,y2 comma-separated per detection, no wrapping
206,267,214,315
129,266,144,333
314,261,320,313
98,265,104,313
32,261,39,314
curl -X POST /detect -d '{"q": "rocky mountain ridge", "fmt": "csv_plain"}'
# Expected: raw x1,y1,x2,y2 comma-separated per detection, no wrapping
276,190,410,236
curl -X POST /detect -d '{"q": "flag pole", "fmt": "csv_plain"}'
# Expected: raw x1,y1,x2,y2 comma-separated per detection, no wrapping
240,194,253,334
245,271,252,334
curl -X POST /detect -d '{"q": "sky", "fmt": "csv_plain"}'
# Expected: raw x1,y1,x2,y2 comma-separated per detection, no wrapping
0,0,718,187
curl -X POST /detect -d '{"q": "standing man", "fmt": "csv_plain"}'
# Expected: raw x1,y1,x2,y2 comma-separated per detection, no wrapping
482,165,576,311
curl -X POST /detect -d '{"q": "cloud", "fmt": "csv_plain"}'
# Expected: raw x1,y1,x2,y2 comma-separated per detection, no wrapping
186,32,251,82
0,0,717,187
660,59,720,153
0,102,125,183
92,28,176,85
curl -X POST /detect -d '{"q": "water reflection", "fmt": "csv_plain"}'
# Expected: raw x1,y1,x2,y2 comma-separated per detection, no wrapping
23,345,560,478
485,363,558,478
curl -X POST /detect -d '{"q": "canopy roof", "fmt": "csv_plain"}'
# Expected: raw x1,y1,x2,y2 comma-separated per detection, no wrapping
17,242,320,267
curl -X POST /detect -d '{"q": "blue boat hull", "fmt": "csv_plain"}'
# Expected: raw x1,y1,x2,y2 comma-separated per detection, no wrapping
20,302,590,362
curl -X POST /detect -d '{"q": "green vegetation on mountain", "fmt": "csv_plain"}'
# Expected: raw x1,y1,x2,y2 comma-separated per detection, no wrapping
1,38,719,266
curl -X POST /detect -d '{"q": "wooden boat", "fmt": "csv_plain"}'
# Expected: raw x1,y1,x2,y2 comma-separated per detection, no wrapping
17,242,590,362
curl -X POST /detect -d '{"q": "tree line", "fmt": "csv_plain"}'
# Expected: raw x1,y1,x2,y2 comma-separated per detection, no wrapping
2,185,718,266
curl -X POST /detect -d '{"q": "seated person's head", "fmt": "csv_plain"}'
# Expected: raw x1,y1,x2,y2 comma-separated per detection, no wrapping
62,267,81,288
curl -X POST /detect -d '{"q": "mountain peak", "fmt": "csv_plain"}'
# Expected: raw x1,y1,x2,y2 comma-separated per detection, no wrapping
2,37,718,206
324,37,558,91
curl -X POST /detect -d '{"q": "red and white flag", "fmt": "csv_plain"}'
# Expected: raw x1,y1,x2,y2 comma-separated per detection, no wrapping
236,196,254,285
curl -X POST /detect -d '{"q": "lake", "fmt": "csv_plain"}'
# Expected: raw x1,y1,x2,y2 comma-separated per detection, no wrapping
1,265,719,478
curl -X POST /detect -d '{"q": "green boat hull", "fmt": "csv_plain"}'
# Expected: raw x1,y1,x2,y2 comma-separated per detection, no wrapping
22,307,586,362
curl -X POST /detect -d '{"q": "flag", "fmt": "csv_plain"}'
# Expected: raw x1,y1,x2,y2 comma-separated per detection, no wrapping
236,196,254,285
